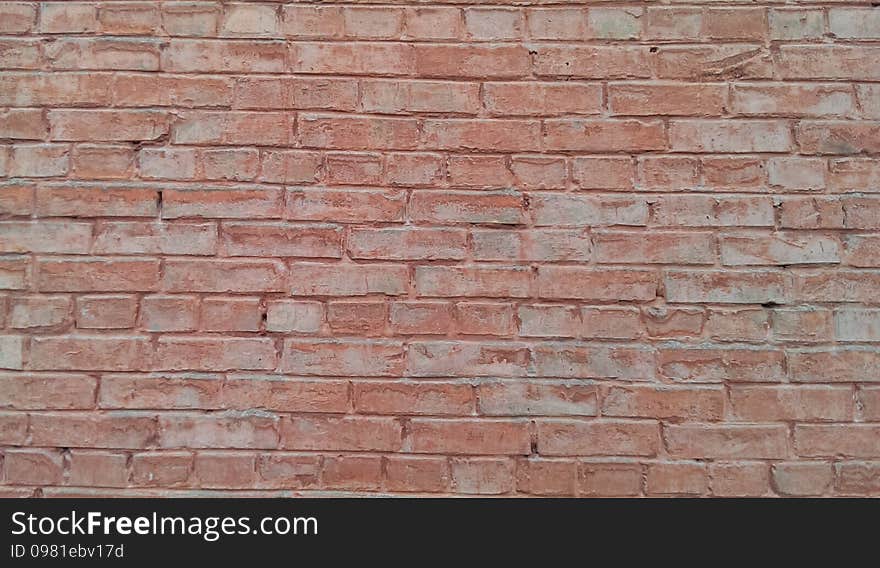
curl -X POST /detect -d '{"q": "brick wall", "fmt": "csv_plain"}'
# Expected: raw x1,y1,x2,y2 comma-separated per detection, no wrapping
1,1,879,497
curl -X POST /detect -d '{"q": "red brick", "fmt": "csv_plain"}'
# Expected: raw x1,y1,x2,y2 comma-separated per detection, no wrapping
162,189,282,220
472,229,591,262
409,420,530,455
98,375,223,410
299,114,419,150
115,73,231,108
414,45,529,78
705,8,766,41
389,301,452,335
93,221,216,256
194,452,257,489
595,231,715,265
451,458,515,494
292,42,413,75
281,6,342,38
386,456,450,493
201,297,262,332
664,270,788,304
220,4,277,38
37,258,159,292
327,301,386,335
159,413,278,449
710,462,771,497
0,3,36,34
544,119,666,152
322,455,382,491
665,424,789,459
579,462,643,496
777,46,880,81
834,462,880,496
5,449,63,485
140,295,198,332
280,416,401,452
0,411,28,444
30,412,157,448
323,153,382,185
280,339,404,376
571,156,634,190
790,349,880,383
162,2,218,36
265,300,323,333
602,386,724,421
797,121,880,155
516,458,577,496
772,462,833,496
162,39,285,73
658,347,785,383
286,189,404,223
647,463,709,496
670,120,793,152
609,83,727,116
796,425,880,458
484,82,602,116
0,108,47,139
533,343,655,380
49,109,170,142
423,119,541,152
39,2,98,34
260,150,322,184
0,184,33,216
354,382,473,416
76,295,137,330
29,336,153,371
68,451,128,487
533,46,650,78
478,382,597,416
532,194,648,226
643,306,705,339
404,7,461,40
730,386,851,421
416,266,529,298
201,148,259,181
538,420,659,457
289,263,408,296
98,2,160,35
447,156,512,189
257,454,320,489
0,38,41,69
131,452,193,487
348,228,467,261
72,145,135,179
36,186,156,217
0,373,96,410
510,156,567,189
410,190,525,225
527,8,586,40
221,222,342,258
536,267,657,301
9,144,69,177
362,80,479,114
455,302,516,336
156,338,277,372
9,295,71,329
163,259,285,293
386,153,443,187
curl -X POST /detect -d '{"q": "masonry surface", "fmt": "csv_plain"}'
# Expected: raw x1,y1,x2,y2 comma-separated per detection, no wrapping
0,1,879,497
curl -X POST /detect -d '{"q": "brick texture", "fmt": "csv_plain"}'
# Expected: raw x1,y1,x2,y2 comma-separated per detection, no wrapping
1,1,878,497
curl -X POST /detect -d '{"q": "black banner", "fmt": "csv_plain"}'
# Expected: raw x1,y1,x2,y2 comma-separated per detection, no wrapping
0,499,870,563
